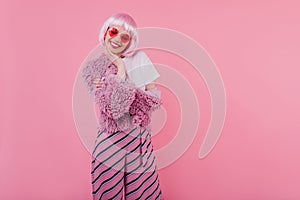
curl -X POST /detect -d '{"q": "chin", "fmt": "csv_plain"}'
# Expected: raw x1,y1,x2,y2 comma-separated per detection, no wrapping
111,48,124,55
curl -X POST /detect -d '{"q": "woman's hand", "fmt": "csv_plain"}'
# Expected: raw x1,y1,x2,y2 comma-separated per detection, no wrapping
104,45,127,80
93,77,102,89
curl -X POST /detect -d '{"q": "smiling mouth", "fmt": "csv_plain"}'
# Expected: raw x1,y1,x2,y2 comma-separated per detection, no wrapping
110,41,121,48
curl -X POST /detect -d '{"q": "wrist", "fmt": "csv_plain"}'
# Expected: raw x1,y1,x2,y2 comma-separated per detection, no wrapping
112,57,123,66
117,71,126,80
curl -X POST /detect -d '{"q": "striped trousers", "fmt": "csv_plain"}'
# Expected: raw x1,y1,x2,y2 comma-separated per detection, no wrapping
91,125,164,200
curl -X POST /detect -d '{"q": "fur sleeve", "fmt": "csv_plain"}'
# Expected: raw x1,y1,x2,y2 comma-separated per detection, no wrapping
94,73,138,134
80,54,112,100
94,73,137,119
129,87,163,131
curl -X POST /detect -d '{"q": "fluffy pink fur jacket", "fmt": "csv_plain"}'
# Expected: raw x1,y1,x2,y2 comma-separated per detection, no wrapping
81,52,162,134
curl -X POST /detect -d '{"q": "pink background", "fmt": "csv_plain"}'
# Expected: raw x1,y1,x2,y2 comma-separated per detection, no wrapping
1,0,300,199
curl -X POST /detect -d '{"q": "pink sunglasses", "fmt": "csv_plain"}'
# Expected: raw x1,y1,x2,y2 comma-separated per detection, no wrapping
104,27,131,43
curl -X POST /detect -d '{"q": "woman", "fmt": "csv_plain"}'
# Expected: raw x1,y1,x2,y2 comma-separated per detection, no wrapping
81,13,164,200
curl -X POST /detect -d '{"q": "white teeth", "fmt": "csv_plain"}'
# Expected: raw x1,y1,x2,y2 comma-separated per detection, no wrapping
110,41,120,47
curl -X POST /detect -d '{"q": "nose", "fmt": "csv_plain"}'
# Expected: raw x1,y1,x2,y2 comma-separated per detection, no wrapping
112,35,122,44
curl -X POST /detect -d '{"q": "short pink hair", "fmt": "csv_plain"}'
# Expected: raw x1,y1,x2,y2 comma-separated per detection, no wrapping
98,13,139,57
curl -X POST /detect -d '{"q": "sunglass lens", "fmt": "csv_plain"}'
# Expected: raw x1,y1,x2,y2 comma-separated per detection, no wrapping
121,34,130,43
109,28,118,37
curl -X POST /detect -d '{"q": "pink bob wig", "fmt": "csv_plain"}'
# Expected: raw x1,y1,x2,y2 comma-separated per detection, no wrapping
98,13,139,57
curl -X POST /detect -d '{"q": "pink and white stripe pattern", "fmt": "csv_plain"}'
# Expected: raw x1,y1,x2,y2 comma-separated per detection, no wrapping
91,125,164,200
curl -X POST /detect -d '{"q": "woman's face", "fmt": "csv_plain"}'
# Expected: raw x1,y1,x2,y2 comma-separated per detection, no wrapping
104,25,131,56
